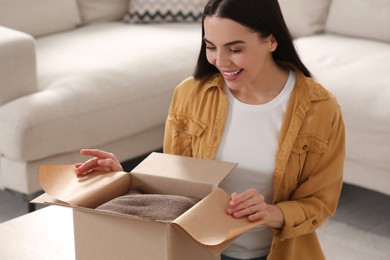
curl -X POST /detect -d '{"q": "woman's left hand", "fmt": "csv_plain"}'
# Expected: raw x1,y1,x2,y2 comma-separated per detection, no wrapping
226,188,284,228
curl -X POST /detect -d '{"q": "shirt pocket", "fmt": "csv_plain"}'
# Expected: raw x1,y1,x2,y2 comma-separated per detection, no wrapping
290,135,328,184
170,114,207,157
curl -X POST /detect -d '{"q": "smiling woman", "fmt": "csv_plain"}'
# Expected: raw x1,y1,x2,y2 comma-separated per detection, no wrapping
165,1,344,259
75,0,345,260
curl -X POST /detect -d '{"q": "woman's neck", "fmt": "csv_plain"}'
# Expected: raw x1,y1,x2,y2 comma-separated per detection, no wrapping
230,64,289,105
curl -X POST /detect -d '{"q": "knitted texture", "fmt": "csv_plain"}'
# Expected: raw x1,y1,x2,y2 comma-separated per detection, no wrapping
96,190,200,223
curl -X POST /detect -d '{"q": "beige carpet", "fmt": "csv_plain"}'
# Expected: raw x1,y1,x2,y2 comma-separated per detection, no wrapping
318,219,390,260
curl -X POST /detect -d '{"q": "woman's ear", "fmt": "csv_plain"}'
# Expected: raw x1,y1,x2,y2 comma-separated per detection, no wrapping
268,34,278,52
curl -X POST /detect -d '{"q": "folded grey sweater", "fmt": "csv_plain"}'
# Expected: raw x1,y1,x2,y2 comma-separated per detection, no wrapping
96,190,200,223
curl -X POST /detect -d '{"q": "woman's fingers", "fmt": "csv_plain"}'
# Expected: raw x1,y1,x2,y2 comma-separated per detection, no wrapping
75,157,100,176
80,149,120,164
247,210,268,222
229,189,263,208
75,149,123,176
227,189,267,220
74,163,82,168
96,158,123,172
227,190,285,226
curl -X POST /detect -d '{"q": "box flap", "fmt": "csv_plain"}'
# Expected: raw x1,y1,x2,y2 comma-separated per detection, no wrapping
31,192,70,207
35,154,236,209
172,188,266,255
131,152,237,186
38,165,131,208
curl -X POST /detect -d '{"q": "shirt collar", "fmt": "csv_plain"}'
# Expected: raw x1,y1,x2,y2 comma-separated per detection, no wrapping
203,73,225,93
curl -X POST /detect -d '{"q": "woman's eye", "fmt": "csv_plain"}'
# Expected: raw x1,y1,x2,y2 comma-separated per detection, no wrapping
205,45,216,50
230,49,241,53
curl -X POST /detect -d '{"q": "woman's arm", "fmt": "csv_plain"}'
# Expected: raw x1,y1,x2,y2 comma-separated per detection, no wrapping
275,109,345,239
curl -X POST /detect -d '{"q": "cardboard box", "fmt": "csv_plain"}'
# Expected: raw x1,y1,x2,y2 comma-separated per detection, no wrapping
33,152,265,260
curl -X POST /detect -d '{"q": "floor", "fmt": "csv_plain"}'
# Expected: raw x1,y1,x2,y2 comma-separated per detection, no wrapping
331,183,390,238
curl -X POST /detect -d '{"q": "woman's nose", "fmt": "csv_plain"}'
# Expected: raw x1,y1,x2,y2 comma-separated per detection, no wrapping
215,51,230,67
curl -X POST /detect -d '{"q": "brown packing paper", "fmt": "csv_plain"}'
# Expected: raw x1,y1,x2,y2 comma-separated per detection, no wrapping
173,188,266,255
39,165,130,208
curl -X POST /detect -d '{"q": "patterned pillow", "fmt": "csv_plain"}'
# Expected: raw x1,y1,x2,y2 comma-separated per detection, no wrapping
124,0,207,23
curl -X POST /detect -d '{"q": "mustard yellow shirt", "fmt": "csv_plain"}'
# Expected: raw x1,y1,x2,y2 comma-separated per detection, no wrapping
163,66,345,260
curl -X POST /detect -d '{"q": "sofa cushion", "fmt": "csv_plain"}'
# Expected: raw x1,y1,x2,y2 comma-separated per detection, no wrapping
278,0,331,38
0,23,201,161
294,34,390,175
0,27,37,106
325,0,390,43
124,0,206,23
77,0,128,24
0,0,81,37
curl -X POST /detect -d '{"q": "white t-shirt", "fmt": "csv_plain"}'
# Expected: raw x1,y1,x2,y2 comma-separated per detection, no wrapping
216,70,296,259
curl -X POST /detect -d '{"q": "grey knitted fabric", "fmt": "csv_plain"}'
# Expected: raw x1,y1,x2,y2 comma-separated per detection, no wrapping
96,190,200,223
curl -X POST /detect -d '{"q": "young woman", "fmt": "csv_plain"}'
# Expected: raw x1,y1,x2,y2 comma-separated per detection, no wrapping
76,0,345,259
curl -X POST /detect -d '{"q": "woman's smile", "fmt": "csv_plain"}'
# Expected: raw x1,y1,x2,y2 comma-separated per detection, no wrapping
221,69,243,81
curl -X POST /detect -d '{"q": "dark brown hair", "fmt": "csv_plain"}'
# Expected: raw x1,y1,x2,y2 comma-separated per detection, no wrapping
194,0,311,79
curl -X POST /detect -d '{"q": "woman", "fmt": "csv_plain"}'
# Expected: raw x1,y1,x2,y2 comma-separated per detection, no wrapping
76,0,345,259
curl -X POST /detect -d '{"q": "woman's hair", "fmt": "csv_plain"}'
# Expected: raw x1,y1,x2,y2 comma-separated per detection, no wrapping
193,0,311,79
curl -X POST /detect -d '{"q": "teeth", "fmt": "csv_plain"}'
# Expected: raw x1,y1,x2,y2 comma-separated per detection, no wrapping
223,69,241,77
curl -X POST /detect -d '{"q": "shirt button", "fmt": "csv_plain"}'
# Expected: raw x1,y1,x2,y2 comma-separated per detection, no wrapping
184,125,188,132
303,145,308,150
312,219,318,225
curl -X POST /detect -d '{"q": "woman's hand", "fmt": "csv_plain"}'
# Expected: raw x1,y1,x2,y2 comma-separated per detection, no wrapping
226,188,284,228
74,149,123,176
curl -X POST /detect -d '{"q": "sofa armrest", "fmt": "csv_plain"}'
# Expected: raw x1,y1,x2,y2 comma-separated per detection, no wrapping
0,26,38,106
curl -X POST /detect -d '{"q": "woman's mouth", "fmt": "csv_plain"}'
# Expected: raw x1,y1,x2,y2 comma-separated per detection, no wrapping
221,69,243,80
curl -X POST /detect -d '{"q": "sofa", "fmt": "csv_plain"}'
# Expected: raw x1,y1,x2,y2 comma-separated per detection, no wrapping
0,0,389,202
0,0,205,200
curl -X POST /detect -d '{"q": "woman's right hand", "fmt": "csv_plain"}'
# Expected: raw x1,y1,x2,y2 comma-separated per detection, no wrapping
74,149,123,176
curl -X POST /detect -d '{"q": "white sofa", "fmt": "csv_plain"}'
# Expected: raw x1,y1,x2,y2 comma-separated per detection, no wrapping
0,0,202,198
1,0,389,201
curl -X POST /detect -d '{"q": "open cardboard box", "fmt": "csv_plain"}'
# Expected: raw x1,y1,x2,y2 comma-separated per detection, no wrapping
33,152,266,260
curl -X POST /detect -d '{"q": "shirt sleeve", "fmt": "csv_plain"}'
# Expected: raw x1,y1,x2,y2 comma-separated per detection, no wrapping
274,105,346,240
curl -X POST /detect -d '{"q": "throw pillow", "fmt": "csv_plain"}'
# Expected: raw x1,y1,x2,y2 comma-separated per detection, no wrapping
124,0,207,24
278,0,332,38
325,0,390,43
77,0,128,24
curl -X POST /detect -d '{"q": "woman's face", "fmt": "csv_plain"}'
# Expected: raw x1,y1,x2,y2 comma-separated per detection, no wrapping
203,16,277,92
